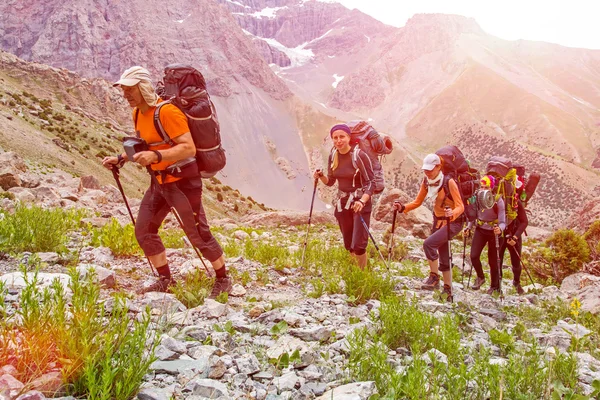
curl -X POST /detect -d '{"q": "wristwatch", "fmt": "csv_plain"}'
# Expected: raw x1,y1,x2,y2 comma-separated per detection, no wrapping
151,150,162,163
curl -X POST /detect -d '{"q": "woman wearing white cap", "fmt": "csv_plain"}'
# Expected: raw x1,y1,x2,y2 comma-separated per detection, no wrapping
393,153,464,302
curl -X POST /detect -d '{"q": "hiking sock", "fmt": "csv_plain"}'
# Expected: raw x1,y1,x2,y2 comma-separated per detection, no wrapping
215,265,228,279
156,264,171,280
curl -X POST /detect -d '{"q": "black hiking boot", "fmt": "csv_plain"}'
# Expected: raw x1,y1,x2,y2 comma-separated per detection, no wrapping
442,284,453,303
486,287,501,296
138,276,175,294
421,273,440,291
471,276,485,291
208,277,233,299
513,281,525,295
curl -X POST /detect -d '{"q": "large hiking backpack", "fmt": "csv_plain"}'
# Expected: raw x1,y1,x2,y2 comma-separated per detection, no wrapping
486,156,519,222
153,64,226,179
513,163,541,208
435,145,480,221
345,120,393,194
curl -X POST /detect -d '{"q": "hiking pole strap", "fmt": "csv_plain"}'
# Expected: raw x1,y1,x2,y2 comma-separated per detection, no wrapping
111,168,136,225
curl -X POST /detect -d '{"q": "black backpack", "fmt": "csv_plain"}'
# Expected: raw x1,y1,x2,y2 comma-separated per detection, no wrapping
346,121,393,194
154,64,226,178
434,145,480,221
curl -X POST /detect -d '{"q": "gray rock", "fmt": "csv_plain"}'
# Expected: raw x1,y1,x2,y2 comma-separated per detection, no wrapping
266,336,310,360
234,354,261,375
161,336,187,354
211,331,233,349
36,252,60,264
150,359,209,376
0,272,71,292
137,386,174,400
274,371,300,393
15,391,46,400
230,283,247,297
316,381,377,399
183,378,229,398
190,345,222,360
303,382,327,396
181,326,208,342
290,326,333,342
424,348,448,365
140,293,186,314
198,299,227,319
77,264,116,288
155,345,177,361
479,308,507,321
234,230,250,241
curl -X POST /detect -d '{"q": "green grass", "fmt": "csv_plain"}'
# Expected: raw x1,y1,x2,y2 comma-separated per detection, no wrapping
346,292,597,399
0,203,87,253
0,262,156,399
170,269,214,308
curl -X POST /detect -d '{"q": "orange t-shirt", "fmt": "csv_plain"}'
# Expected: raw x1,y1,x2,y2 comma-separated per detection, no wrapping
133,101,190,184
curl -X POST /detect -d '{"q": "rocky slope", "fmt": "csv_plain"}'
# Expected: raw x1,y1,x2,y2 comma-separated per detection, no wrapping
0,163,599,399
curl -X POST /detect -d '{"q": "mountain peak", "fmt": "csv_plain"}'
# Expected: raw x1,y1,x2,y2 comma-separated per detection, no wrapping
404,13,485,36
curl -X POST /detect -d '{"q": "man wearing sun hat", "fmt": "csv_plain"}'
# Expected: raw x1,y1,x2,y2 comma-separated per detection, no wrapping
101,66,231,297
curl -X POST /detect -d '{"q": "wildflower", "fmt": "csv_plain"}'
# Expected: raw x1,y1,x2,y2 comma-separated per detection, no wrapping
570,297,581,318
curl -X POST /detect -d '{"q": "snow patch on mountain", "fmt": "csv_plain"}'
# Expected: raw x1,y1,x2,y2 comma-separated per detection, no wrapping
332,74,344,88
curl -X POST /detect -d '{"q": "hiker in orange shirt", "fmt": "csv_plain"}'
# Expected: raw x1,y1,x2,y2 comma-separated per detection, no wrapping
393,154,464,302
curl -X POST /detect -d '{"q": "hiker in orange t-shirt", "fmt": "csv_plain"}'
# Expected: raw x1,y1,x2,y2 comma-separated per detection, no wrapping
102,66,231,297
393,154,464,302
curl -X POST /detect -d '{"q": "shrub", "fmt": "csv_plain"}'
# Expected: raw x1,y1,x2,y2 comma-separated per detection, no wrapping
159,228,185,249
0,204,85,253
90,219,142,256
545,229,590,282
0,263,156,399
170,269,214,308
583,220,600,260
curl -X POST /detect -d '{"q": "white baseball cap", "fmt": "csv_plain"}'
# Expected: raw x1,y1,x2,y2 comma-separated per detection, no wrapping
422,154,441,171
113,66,153,87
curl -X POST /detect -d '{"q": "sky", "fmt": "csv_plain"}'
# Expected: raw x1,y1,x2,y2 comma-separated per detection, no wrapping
335,0,600,50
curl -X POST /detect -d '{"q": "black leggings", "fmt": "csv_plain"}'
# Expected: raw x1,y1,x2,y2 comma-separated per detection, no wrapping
334,199,371,256
470,227,504,288
499,234,522,284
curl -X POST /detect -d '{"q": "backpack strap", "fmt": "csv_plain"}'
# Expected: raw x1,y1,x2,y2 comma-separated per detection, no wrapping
441,174,453,203
152,102,176,147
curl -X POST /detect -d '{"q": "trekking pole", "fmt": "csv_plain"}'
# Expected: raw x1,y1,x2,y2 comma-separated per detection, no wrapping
445,207,453,281
147,168,211,276
494,225,503,300
512,245,536,288
110,167,158,277
387,209,398,264
300,177,319,268
461,231,467,287
358,213,390,271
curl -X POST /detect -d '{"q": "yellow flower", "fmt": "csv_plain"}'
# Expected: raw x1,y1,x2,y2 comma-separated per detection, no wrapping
570,297,581,318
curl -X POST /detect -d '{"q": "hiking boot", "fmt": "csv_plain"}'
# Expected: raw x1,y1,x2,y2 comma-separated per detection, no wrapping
513,281,525,295
208,277,232,299
138,277,175,294
471,276,485,291
442,284,453,303
486,287,501,296
421,273,440,291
